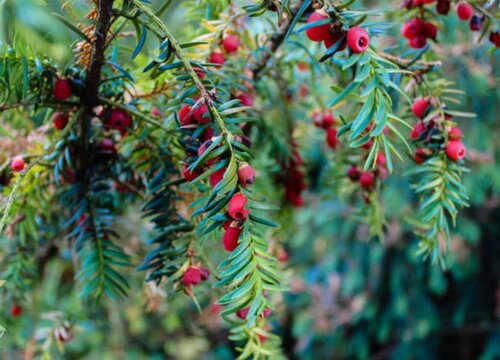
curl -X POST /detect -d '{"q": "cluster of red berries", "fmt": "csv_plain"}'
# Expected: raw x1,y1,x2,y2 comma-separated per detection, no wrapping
183,264,210,287
282,140,306,207
207,33,241,69
402,1,500,48
401,17,438,49
313,110,339,149
305,10,370,53
177,100,256,253
409,98,466,163
346,152,388,199
223,191,253,252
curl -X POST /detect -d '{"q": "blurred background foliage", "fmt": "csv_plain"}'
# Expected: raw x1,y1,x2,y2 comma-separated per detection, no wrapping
0,0,499,359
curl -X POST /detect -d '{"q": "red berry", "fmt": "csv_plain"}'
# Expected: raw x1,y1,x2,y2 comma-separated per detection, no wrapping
359,171,375,189
413,148,428,163
183,267,202,286
209,52,225,67
182,163,201,182
409,36,427,49
209,168,226,188
436,0,451,15
151,107,161,117
456,2,473,21
489,31,500,47
347,27,370,53
179,105,194,126
237,93,254,107
322,113,335,128
446,141,466,161
10,304,22,317
99,138,117,154
52,112,69,130
223,34,240,54
377,153,387,167
324,31,347,51
448,127,463,140
401,18,424,39
423,22,438,39
313,111,335,128
11,156,25,172
236,307,249,319
278,248,289,262
410,121,426,140
326,128,338,149
200,266,210,281
223,221,242,251
203,128,215,142
362,140,374,150
412,98,430,118
228,193,250,220
470,15,483,31
238,163,256,187
193,67,206,79
347,166,361,181
107,108,133,130
198,140,213,158
193,103,210,123
305,11,331,42
53,78,72,100
285,190,303,206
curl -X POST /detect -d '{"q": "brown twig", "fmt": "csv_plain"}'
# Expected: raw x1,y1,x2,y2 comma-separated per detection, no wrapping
379,51,442,72
77,0,114,177
251,1,305,81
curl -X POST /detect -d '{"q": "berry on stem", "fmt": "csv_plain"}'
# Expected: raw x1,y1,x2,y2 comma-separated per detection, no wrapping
238,163,256,187
223,221,242,251
236,93,254,107
183,267,202,286
52,112,69,130
182,163,201,182
209,168,226,188
11,156,25,172
446,141,466,161
401,18,424,39
423,22,438,39
179,105,194,126
209,52,225,67
107,108,133,131
436,0,451,15
412,98,430,118
193,103,210,123
305,11,331,42
326,128,338,149
10,304,22,317
347,27,370,53
489,31,500,47
456,2,473,21
347,166,361,181
223,34,240,53
359,171,375,189
324,31,347,51
228,193,250,220
53,78,72,100
470,15,483,31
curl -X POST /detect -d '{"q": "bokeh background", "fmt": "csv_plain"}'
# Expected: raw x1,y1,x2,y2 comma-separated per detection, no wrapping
0,0,499,359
